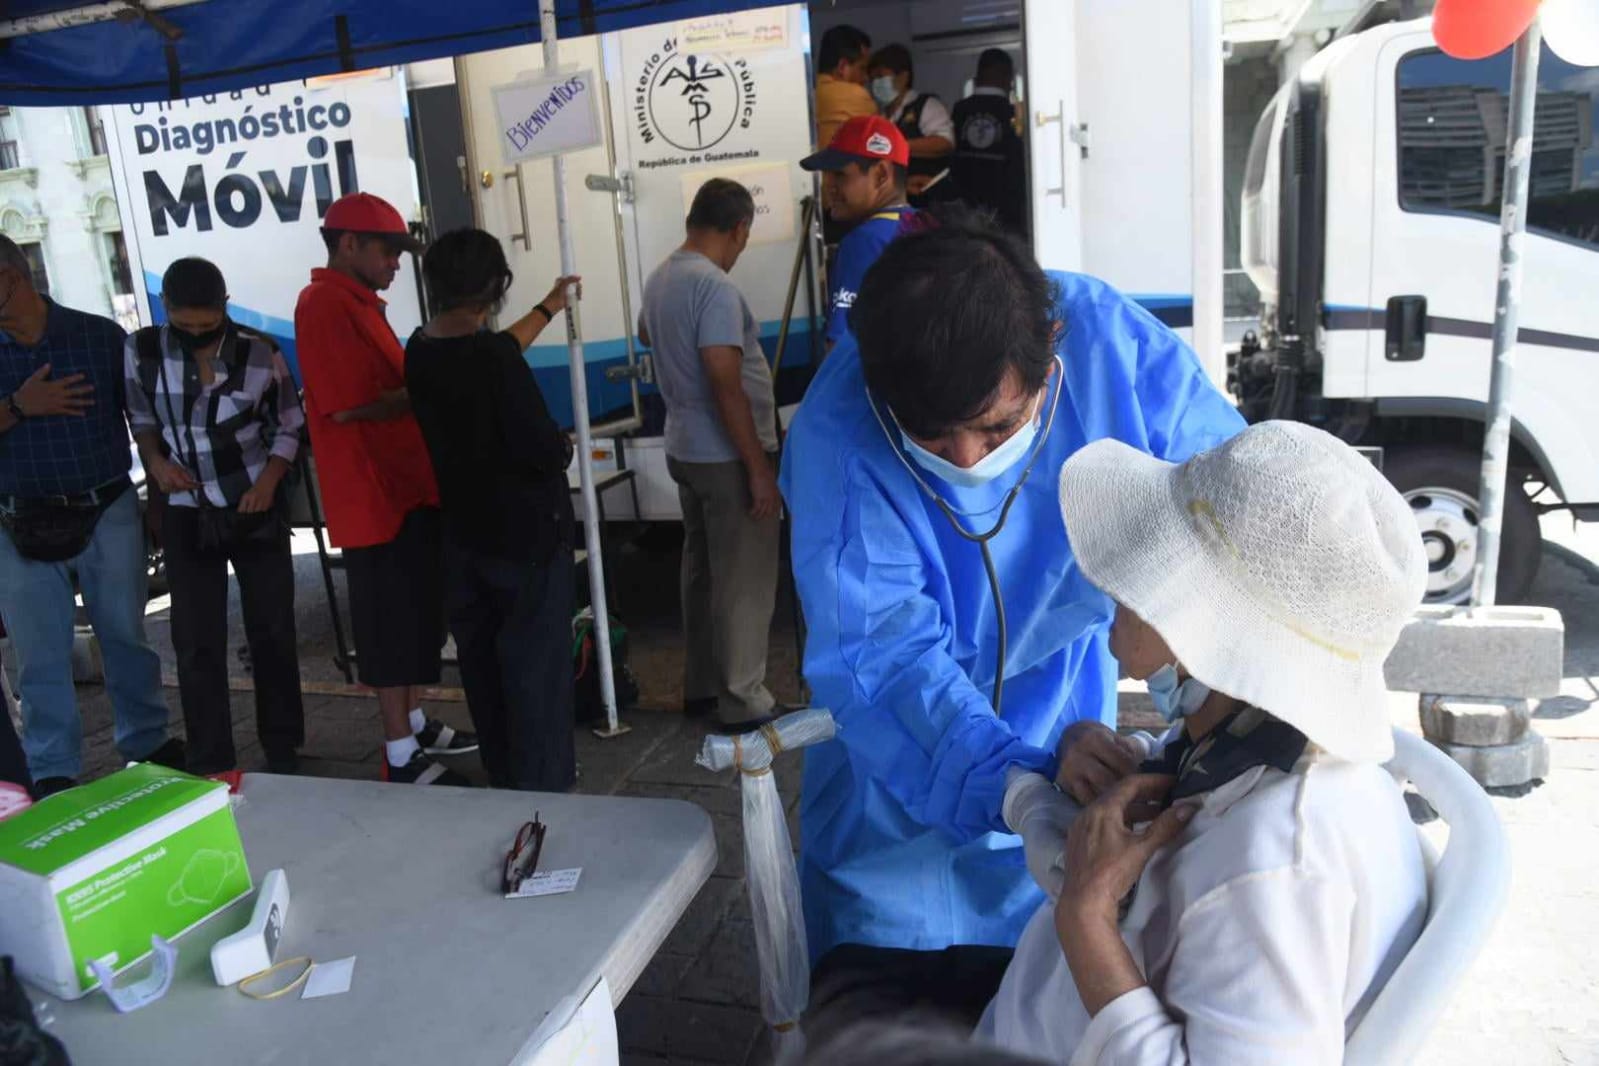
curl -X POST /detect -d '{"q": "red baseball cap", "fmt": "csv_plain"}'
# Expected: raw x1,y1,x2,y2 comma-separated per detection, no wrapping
321,193,423,252
801,115,910,172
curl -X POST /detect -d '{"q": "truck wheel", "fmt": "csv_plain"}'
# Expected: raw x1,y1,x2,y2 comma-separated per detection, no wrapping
1384,446,1541,605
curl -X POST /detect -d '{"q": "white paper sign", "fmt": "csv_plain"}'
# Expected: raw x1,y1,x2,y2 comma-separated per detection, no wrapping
678,162,795,245
302,956,356,1000
506,867,583,899
678,9,788,53
523,977,617,1066
493,68,603,164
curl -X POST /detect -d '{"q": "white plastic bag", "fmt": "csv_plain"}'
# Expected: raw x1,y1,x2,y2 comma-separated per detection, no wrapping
697,709,836,1062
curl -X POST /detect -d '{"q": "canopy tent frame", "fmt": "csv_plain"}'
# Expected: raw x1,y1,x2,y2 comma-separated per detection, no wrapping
537,0,626,737
0,0,198,41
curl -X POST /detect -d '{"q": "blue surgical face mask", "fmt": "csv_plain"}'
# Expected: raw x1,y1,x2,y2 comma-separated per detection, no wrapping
897,390,1043,489
1147,664,1211,724
870,76,900,106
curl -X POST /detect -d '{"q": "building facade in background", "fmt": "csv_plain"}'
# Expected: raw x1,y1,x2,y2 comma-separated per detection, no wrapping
0,104,136,329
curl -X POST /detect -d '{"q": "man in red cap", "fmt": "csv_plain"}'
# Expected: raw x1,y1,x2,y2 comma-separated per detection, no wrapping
294,192,476,786
801,115,917,352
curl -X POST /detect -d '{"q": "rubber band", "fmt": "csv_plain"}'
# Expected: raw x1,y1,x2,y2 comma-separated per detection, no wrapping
238,956,314,1000
774,1021,798,1032
760,723,784,755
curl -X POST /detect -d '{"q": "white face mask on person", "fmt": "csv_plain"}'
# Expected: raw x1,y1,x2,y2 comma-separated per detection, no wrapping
871,76,900,106
896,390,1043,489
1147,663,1211,723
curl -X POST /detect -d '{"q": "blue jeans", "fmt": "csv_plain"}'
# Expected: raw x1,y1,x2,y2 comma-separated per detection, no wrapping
0,490,169,780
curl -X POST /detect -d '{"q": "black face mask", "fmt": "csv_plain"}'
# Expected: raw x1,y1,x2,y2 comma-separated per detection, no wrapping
170,319,228,354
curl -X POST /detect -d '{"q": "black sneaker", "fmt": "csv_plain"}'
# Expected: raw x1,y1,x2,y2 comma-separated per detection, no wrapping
416,719,478,756
382,750,472,786
30,776,77,801
141,738,188,772
709,715,778,737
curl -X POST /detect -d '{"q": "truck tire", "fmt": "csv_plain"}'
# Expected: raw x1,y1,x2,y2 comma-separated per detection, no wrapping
1383,446,1541,605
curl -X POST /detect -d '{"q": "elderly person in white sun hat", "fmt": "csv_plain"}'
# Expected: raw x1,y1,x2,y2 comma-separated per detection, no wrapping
976,419,1430,1065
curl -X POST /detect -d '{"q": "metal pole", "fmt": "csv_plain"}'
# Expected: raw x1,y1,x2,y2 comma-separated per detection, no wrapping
541,0,627,737
770,196,816,378
1471,22,1542,609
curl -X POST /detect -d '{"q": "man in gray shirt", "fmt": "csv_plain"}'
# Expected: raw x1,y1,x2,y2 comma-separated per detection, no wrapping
640,178,780,732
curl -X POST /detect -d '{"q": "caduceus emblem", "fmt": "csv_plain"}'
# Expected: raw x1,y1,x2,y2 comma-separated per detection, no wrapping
659,54,727,146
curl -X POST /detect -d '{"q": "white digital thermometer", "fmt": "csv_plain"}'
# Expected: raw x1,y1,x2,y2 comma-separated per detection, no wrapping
211,868,290,986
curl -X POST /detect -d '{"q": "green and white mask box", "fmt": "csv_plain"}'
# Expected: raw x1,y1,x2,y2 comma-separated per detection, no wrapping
0,763,251,999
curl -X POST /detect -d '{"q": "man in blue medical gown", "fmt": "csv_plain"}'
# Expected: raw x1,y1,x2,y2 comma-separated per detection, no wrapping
780,211,1244,1031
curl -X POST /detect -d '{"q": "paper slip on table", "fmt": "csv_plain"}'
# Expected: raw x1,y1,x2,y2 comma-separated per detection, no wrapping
37,773,716,1065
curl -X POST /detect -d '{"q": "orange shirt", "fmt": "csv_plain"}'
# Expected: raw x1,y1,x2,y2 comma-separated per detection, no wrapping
294,268,438,549
815,73,879,149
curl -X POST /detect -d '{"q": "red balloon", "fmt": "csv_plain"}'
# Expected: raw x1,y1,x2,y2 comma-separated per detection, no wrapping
1432,0,1542,60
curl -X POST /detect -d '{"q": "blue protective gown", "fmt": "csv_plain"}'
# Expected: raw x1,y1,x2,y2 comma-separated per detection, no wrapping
779,271,1245,960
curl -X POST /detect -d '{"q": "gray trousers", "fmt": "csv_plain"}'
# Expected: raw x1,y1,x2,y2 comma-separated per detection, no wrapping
667,455,779,725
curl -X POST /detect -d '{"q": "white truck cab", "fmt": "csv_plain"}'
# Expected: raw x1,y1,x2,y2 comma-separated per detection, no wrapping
1233,16,1599,604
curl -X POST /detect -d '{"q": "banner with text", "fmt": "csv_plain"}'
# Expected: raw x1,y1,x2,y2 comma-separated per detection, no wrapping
613,5,815,342
105,70,423,375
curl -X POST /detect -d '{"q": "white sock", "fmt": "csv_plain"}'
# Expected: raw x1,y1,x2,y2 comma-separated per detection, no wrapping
386,735,420,767
408,708,426,734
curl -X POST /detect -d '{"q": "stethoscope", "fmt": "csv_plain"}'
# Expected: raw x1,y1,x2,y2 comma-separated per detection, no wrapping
867,354,1065,717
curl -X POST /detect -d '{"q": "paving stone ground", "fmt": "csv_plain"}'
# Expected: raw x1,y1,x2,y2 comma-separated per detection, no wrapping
14,517,1599,1065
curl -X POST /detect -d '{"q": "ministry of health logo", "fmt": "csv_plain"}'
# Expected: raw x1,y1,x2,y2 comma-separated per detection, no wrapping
635,40,757,152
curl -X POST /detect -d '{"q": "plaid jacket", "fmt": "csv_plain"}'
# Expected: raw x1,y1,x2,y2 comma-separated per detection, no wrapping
124,324,304,508
0,300,131,498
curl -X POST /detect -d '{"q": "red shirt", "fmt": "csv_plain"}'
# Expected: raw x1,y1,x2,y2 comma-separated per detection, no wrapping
294,268,438,548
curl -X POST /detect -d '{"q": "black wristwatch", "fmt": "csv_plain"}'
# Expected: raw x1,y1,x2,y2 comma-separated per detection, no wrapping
4,394,23,421
532,303,553,323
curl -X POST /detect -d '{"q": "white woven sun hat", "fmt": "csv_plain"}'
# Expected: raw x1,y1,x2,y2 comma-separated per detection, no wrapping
1059,420,1426,762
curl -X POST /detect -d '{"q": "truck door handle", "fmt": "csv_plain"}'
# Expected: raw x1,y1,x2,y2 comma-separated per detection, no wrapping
504,166,532,252
1034,102,1067,203
1385,295,1427,362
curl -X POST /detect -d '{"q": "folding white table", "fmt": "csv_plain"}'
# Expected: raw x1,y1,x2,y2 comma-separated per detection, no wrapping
37,773,716,1065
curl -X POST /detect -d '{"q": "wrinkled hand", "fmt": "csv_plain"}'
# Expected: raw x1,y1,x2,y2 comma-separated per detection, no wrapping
541,275,583,315
148,455,200,496
748,466,780,521
237,478,277,514
1054,720,1143,805
13,363,94,418
1003,770,1081,901
1058,775,1194,926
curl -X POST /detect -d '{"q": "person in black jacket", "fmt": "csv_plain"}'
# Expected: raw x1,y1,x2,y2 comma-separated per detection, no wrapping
952,49,1028,237
406,229,579,792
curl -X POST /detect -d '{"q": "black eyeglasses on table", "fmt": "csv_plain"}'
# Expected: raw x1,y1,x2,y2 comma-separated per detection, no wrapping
502,813,547,895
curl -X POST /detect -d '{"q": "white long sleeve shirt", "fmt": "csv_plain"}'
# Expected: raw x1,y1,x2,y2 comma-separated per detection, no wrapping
977,751,1427,1065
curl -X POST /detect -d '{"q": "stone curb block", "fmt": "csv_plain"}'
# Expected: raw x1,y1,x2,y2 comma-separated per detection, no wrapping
1386,606,1563,700
1433,731,1549,789
1419,695,1533,747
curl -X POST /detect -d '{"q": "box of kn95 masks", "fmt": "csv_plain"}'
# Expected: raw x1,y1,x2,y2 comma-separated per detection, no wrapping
0,763,251,999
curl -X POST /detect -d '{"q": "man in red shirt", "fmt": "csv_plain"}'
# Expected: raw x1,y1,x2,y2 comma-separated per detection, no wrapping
295,193,476,785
